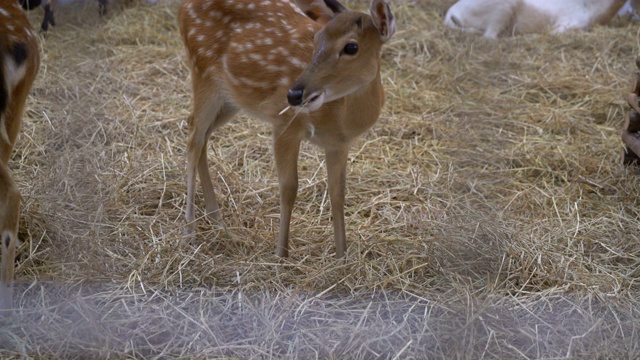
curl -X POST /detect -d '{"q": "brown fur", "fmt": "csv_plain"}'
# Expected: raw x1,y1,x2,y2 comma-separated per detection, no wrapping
0,1,40,310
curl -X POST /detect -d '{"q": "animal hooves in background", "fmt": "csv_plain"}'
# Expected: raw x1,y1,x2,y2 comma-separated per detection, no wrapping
99,0,108,16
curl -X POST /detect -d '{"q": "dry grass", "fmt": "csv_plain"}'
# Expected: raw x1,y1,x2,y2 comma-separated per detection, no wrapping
1,0,640,358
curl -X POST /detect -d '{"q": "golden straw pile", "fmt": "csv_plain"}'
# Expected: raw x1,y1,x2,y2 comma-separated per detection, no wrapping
1,0,639,358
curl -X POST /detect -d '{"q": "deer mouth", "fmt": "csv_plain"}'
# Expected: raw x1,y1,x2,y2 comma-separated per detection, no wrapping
303,91,325,112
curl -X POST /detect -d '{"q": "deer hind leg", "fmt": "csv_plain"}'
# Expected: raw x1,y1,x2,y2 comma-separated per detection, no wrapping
197,103,238,222
185,88,238,234
0,162,19,311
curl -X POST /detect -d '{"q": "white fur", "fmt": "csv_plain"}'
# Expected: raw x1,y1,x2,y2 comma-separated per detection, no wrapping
1,55,27,144
4,55,27,91
618,0,640,18
444,0,628,39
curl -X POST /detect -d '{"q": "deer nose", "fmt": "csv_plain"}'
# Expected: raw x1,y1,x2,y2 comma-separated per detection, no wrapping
287,86,304,106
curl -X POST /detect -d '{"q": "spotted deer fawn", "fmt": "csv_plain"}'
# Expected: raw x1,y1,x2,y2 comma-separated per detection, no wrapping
178,0,395,257
0,1,40,310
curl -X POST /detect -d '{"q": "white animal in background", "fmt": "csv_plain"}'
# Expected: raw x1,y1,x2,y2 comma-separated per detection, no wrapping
444,0,628,39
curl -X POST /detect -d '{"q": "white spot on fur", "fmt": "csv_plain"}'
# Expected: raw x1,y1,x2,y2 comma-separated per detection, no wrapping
240,76,269,89
4,55,27,89
231,42,245,51
290,57,305,68
273,46,289,56
292,2,307,17
266,64,286,72
307,124,316,138
222,55,241,86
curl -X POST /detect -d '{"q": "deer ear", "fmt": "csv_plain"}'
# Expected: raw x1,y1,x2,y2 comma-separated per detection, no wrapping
295,0,346,25
369,0,395,42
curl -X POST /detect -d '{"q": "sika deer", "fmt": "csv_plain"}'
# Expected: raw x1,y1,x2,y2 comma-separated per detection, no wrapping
178,0,395,258
0,0,40,310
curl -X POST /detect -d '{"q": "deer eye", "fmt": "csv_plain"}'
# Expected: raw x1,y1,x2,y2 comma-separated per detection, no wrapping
343,42,359,56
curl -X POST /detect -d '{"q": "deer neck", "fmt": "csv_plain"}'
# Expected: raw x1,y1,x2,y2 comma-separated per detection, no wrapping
306,62,384,147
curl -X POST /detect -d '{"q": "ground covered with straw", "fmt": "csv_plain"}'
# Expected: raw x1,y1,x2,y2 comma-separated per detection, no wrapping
2,0,640,358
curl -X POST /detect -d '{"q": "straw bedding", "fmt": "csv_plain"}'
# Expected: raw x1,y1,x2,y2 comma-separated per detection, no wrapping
1,0,640,358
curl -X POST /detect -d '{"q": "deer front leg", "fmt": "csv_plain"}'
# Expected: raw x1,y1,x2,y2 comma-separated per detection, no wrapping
273,133,301,258
325,147,349,258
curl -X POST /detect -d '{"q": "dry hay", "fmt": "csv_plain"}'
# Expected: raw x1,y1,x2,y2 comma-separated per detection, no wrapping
1,0,640,358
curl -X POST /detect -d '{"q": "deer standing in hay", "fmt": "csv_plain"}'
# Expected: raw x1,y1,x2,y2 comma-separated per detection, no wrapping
178,0,396,258
444,0,630,39
0,0,40,310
